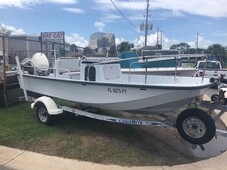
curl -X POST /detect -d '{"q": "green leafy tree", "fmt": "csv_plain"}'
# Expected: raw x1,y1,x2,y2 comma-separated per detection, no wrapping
84,47,93,57
117,42,134,52
207,44,226,61
70,44,78,53
189,48,204,54
155,44,162,50
170,43,190,53
59,46,65,57
170,44,177,50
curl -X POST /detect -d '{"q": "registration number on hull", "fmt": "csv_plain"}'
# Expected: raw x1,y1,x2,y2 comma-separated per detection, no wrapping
107,87,127,94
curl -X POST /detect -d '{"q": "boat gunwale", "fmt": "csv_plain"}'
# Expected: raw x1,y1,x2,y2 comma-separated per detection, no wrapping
20,73,214,90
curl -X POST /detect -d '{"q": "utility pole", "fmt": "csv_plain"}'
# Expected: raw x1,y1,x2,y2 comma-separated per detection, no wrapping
156,26,159,46
140,0,152,47
196,32,199,54
144,0,149,47
160,30,163,49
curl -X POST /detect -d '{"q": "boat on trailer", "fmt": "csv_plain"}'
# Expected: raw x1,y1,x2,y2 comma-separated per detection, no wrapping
16,53,227,146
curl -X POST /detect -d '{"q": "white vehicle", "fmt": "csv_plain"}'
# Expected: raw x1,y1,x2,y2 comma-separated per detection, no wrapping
195,60,227,82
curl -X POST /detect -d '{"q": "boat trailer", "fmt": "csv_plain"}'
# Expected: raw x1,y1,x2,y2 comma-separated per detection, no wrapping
28,89,227,150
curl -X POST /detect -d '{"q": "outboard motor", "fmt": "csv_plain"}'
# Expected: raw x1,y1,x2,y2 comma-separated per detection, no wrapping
31,53,49,76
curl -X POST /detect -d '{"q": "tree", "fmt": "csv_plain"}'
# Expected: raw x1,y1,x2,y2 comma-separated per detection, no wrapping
170,44,177,50
170,43,190,54
189,48,204,54
58,46,65,57
84,47,92,57
155,44,162,50
207,44,226,61
117,42,134,52
70,44,78,53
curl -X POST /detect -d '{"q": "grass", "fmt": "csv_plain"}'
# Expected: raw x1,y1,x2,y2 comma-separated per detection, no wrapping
0,102,199,166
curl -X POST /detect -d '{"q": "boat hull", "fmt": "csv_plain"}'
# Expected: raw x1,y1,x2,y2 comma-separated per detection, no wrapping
19,74,211,114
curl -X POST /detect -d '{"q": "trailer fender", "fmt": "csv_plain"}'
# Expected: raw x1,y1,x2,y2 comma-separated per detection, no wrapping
31,96,63,115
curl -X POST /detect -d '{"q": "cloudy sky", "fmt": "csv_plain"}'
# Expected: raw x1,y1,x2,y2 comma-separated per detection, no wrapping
0,0,227,49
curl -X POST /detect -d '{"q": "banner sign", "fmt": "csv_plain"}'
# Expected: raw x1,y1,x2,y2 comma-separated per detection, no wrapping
41,32,65,43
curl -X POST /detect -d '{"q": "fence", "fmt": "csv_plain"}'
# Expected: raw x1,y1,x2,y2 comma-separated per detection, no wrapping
0,35,67,107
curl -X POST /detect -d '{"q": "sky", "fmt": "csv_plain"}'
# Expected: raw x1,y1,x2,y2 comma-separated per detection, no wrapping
0,0,227,49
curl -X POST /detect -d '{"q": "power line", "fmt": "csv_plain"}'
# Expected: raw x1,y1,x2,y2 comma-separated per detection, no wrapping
110,0,139,31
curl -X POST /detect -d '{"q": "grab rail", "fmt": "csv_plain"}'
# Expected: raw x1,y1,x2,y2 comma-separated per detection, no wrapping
21,64,75,79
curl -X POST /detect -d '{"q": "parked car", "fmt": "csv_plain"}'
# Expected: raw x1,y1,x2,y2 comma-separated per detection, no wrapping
194,60,227,83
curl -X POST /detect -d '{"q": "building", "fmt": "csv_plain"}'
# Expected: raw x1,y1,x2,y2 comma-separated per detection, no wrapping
8,35,41,63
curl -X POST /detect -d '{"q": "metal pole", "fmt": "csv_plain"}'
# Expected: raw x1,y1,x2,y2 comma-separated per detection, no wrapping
144,0,149,47
45,42,48,58
196,32,199,54
160,30,163,49
40,42,43,54
2,36,8,107
157,26,159,47
63,32,66,57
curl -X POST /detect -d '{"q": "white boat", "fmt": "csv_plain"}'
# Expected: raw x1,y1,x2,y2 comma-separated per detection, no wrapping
118,52,200,77
17,53,213,115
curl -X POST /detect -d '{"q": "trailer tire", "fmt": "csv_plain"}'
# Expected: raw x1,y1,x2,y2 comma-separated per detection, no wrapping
176,108,216,145
36,103,53,126
211,94,219,103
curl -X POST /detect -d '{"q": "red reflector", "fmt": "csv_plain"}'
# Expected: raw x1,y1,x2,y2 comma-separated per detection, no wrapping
199,71,204,76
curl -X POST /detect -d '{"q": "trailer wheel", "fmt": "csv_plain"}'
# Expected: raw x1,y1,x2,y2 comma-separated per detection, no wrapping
211,94,219,103
36,103,53,125
176,108,216,145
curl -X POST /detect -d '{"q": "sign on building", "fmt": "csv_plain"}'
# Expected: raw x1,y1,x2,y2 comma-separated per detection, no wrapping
41,32,65,44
